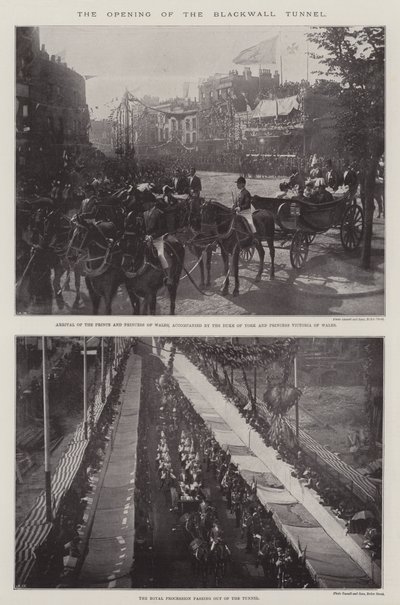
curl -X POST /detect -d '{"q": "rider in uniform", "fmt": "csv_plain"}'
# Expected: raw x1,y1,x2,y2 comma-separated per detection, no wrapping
233,176,256,233
142,194,172,286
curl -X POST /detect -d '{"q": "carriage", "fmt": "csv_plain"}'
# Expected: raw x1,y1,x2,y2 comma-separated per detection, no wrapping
244,191,365,269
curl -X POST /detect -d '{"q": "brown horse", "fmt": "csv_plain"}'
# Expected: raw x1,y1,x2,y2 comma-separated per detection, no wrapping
200,201,275,296
67,217,184,315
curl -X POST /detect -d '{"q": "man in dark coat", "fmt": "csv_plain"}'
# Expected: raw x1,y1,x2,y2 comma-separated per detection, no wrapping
188,167,202,196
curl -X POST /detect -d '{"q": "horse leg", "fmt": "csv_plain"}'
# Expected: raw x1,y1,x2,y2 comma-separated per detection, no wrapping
197,248,206,288
64,266,71,291
52,264,65,309
150,293,157,315
206,246,212,287
167,282,177,316
221,247,230,296
232,245,240,297
72,269,81,309
126,286,140,314
86,277,100,315
266,237,275,279
254,239,265,283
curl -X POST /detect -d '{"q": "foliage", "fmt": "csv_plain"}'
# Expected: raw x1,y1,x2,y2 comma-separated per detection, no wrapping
163,337,298,370
308,27,384,268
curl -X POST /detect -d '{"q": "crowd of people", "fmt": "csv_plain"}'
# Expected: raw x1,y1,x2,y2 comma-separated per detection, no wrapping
25,348,130,587
179,348,382,564
149,359,315,588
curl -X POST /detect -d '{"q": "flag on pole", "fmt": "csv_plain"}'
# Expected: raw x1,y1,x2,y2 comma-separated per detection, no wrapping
233,36,278,65
182,82,190,98
84,75,97,81
286,42,299,55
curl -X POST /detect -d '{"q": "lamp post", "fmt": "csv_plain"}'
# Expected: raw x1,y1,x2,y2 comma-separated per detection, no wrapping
42,337,52,522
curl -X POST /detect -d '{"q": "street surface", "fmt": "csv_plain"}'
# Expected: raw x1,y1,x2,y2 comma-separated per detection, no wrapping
28,172,384,316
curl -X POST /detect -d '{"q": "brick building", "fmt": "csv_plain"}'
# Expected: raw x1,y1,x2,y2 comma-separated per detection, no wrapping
16,27,90,183
198,68,279,147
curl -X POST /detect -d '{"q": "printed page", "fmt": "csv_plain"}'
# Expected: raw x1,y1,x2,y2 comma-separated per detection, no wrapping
0,0,399,604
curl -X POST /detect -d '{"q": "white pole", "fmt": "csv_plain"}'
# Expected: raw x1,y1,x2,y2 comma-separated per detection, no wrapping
42,337,52,522
83,337,88,439
294,355,299,440
101,337,104,385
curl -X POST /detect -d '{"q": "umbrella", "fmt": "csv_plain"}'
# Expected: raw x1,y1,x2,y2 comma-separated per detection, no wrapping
351,510,375,521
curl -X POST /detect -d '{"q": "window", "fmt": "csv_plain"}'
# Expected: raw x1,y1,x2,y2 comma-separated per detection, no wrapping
22,104,28,118
192,117,196,130
192,132,197,143
186,133,190,144
185,118,190,130
171,119,176,131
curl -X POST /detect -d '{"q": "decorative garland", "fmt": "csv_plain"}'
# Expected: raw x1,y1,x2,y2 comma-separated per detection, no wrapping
162,337,297,370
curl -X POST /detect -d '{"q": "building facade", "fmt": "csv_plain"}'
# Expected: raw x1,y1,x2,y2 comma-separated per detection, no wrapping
16,27,90,183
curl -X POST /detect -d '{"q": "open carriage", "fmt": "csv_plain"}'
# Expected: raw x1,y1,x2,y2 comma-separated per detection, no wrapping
248,191,365,269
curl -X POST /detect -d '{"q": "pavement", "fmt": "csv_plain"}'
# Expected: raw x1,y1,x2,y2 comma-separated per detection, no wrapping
78,353,142,588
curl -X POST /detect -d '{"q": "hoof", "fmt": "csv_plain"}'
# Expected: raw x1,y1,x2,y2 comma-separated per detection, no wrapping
55,297,64,310
255,275,262,283
222,289,229,297
206,281,211,288
232,288,239,297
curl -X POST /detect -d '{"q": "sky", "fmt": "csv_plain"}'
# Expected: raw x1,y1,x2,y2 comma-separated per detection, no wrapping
39,25,325,120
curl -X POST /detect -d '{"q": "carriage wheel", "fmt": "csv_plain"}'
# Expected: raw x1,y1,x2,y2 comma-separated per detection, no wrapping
290,231,309,269
240,245,255,263
306,233,316,244
340,204,364,251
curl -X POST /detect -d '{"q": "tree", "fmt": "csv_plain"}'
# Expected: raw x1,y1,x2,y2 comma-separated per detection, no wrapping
308,27,384,269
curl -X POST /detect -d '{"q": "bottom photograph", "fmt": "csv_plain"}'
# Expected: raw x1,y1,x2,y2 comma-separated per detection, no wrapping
15,337,383,589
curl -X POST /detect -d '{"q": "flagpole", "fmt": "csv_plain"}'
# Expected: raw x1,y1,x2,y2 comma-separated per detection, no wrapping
42,337,52,523
279,30,283,84
306,39,309,82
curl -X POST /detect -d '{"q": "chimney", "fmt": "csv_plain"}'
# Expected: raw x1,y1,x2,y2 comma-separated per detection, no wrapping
243,67,252,80
57,56,61,63
41,44,45,52
51,55,56,62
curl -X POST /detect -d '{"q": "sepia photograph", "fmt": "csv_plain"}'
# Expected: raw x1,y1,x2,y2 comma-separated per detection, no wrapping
15,336,383,588
15,25,384,316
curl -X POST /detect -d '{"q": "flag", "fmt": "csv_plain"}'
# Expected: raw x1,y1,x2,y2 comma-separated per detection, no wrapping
182,82,190,98
233,36,278,65
286,42,299,55
84,75,97,81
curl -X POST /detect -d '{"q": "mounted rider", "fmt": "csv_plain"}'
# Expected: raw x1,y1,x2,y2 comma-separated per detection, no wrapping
142,192,172,286
233,176,256,234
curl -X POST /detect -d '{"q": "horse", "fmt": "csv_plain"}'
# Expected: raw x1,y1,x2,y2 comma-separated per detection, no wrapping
147,193,216,290
67,216,183,315
189,538,209,587
16,206,83,312
16,242,54,314
66,218,139,315
200,200,275,296
122,213,185,315
209,540,230,587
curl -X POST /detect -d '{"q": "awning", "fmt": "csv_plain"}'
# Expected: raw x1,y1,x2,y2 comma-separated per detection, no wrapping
250,95,300,119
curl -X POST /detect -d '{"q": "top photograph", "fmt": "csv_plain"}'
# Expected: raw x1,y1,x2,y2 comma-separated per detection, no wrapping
15,25,384,316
